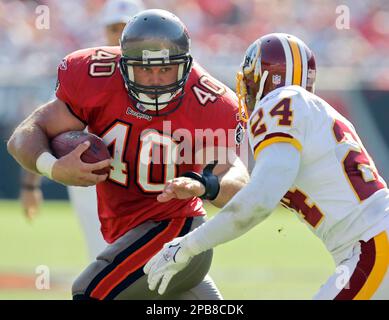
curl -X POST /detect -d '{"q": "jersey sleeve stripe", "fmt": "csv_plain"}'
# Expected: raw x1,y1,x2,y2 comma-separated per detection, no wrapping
253,132,302,160
335,231,389,300
87,217,192,299
65,102,87,125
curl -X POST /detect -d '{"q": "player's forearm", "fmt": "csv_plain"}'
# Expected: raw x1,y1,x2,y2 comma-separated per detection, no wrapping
183,143,301,255
7,111,51,173
211,163,249,208
185,179,278,256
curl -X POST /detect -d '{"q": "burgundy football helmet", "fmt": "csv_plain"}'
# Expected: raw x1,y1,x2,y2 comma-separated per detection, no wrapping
236,33,316,121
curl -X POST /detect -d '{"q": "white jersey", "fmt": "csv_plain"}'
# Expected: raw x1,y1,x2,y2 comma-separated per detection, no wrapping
248,85,389,263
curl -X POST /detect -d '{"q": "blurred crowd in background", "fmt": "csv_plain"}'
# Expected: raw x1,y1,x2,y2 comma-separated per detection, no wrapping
1,0,389,87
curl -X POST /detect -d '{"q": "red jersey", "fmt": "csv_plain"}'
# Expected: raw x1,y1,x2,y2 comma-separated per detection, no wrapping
55,46,240,243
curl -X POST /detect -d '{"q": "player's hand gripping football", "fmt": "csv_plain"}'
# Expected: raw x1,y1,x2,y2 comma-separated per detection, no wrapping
143,236,193,295
52,141,112,186
157,177,205,202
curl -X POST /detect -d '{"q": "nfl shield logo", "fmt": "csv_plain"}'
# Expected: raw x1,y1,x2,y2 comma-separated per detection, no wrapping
272,74,281,85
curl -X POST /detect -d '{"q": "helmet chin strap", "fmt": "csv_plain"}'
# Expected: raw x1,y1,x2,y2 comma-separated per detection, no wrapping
256,70,268,102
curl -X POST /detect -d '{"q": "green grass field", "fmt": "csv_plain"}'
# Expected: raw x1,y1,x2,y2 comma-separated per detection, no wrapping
0,200,334,300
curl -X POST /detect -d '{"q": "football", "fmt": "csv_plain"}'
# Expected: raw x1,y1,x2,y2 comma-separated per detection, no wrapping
50,131,111,175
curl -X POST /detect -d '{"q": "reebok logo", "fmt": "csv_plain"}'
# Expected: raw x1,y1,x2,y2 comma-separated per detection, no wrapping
126,107,152,121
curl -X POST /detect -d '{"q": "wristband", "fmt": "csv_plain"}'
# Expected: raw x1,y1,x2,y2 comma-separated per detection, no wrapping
36,152,57,180
181,160,220,200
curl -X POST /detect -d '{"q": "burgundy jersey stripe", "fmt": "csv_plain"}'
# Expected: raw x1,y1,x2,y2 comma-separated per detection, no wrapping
253,132,294,153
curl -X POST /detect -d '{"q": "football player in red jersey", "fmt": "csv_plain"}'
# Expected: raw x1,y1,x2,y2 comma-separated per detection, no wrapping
7,9,249,300
18,0,145,262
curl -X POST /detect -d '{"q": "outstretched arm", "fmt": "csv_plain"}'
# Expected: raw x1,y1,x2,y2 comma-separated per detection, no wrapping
183,143,300,252
144,142,301,294
157,147,250,208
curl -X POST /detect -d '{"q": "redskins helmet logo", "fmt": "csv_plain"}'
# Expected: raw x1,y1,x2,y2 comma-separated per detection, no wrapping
242,39,261,75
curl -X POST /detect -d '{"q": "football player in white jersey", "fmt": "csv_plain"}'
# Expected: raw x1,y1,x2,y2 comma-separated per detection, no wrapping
143,33,389,300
